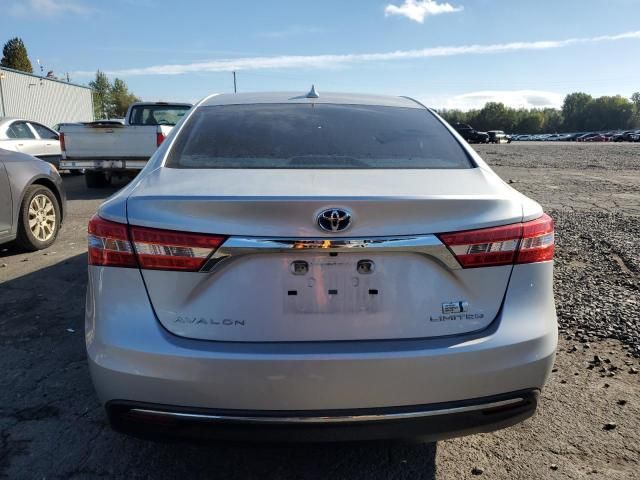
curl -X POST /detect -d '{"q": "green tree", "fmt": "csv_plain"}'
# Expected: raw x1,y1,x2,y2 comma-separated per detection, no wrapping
542,108,563,133
583,95,634,131
472,102,517,132
110,78,140,117
1,37,33,73
89,70,113,119
561,92,592,131
438,109,468,125
515,110,544,134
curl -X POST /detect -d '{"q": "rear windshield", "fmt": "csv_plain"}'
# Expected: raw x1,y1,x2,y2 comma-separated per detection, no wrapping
166,104,473,169
129,105,191,126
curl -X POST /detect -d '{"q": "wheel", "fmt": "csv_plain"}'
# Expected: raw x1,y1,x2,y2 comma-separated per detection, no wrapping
85,171,110,188
15,185,61,251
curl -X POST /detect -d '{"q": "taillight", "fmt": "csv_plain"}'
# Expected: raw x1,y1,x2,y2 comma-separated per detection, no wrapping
88,215,137,268
516,214,555,264
130,225,225,271
438,214,554,268
156,131,166,147
59,133,66,151
87,215,226,271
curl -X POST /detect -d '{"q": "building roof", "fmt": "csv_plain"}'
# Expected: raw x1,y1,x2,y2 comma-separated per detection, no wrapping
201,91,424,109
0,66,92,90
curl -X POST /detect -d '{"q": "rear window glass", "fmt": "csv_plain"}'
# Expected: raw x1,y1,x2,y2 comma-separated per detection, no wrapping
129,105,190,126
166,104,473,169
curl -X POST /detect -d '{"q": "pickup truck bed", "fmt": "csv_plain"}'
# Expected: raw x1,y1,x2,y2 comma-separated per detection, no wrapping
60,102,191,187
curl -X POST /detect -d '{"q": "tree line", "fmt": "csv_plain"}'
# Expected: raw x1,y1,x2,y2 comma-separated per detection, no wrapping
438,92,640,134
1,37,139,119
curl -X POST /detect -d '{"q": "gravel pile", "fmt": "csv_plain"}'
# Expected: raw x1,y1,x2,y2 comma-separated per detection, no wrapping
549,210,639,356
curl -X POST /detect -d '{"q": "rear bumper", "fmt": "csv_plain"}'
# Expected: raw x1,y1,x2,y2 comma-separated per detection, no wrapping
86,262,557,440
106,390,539,442
60,158,147,170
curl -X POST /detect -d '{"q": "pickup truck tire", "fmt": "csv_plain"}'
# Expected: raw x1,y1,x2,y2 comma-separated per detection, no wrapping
85,171,111,188
15,185,61,251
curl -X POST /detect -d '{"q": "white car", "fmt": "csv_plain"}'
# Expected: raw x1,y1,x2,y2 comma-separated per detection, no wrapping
0,118,61,168
86,90,557,442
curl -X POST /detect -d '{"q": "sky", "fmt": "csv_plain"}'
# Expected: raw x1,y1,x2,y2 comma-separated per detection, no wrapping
1,0,639,110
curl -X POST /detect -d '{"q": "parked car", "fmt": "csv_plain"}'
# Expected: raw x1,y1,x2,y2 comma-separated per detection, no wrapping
487,130,509,144
610,130,636,142
564,133,584,141
452,122,490,144
86,90,557,442
60,102,191,188
0,148,65,250
0,117,62,169
583,134,609,142
576,133,598,142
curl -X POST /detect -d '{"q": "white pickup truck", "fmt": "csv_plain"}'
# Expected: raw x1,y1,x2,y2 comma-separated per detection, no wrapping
60,102,191,187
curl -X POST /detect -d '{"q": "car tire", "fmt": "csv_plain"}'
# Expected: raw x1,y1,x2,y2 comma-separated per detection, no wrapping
85,171,110,188
15,185,61,251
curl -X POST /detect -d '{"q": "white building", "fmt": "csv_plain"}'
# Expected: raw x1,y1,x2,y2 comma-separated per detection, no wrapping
0,66,94,127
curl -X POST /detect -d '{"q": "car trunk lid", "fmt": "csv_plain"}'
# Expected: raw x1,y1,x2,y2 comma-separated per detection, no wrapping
126,167,522,342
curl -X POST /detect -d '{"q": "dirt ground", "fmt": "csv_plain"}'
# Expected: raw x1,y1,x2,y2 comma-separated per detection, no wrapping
0,142,639,479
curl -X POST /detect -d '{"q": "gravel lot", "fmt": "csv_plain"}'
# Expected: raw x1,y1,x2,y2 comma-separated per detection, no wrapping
0,142,639,479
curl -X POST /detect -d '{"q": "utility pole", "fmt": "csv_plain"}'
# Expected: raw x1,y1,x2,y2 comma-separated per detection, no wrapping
233,71,237,93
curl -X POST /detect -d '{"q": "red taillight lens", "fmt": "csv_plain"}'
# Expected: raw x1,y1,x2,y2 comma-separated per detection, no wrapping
130,226,225,271
59,132,66,151
517,214,555,264
88,215,226,271
88,215,137,268
156,131,166,147
438,214,554,268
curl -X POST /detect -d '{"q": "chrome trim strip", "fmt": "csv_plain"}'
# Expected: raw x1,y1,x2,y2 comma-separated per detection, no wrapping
128,398,524,424
200,235,461,273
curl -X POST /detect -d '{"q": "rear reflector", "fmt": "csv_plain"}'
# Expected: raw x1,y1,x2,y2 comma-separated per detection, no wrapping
438,214,554,268
87,215,226,271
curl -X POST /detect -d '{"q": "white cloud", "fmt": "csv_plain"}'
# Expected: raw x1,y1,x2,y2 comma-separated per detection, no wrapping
9,0,93,16
71,30,640,77
424,90,565,110
385,0,463,23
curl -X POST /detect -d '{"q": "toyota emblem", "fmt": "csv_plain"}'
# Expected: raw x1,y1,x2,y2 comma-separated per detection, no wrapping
317,209,352,232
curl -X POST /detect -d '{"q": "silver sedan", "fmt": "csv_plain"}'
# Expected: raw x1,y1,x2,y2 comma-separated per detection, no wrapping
86,90,557,442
